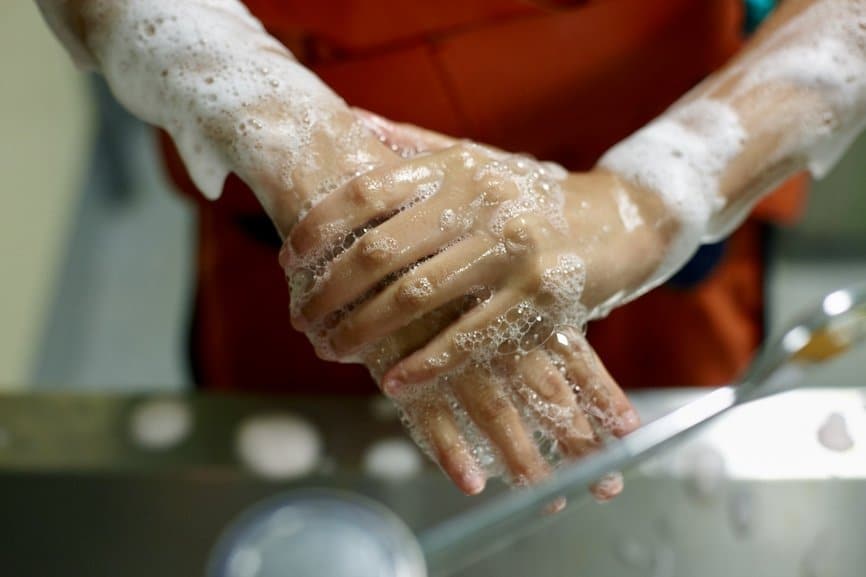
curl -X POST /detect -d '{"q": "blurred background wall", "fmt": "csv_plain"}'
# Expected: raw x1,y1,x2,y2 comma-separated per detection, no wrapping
1,2,194,393
0,2,864,393
0,1,91,390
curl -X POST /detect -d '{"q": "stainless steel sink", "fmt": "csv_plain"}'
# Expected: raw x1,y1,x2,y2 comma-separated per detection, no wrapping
0,389,864,577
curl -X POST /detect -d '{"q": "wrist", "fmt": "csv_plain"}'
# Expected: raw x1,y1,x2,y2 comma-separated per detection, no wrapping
263,108,397,238
595,99,746,289
572,170,677,311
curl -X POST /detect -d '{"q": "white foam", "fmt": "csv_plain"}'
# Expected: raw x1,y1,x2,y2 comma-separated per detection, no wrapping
600,0,866,293
599,99,744,290
729,1,866,178
613,183,644,232
79,0,345,205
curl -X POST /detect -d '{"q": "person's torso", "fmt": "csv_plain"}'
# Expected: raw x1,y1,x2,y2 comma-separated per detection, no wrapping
250,0,742,167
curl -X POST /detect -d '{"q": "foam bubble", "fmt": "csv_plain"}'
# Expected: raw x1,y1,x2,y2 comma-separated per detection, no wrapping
360,235,398,262
439,208,458,232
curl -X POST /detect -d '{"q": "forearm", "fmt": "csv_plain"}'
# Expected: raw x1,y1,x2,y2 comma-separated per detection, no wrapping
37,0,392,237
599,0,866,286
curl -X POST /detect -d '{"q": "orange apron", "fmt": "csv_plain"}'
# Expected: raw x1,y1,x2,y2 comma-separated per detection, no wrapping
160,0,807,392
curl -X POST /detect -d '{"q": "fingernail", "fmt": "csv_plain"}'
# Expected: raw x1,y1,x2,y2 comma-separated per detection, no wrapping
591,472,623,502
278,243,297,270
462,472,486,496
620,409,641,433
381,376,404,397
290,313,310,332
543,496,567,515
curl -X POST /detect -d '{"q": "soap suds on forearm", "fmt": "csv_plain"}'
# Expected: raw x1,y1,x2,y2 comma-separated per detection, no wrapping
75,0,346,207
601,0,866,293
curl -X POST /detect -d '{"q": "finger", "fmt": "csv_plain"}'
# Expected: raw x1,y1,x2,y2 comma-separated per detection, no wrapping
548,329,640,437
510,350,624,501
511,350,600,459
590,472,624,502
329,235,506,357
403,389,485,495
287,162,442,268
544,497,568,515
299,175,506,324
353,107,459,154
381,288,522,395
452,365,550,486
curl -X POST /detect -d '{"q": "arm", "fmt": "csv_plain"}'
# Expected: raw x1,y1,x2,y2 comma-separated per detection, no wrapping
35,0,395,237
600,0,866,292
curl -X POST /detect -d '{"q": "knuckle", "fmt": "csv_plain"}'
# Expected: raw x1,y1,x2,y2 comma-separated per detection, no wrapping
395,275,434,308
502,216,540,255
480,179,517,205
516,259,549,295
348,176,381,208
532,370,569,404
512,464,541,486
561,434,597,458
447,142,475,162
432,431,462,458
472,392,512,423
328,323,357,358
356,231,397,267
288,225,310,258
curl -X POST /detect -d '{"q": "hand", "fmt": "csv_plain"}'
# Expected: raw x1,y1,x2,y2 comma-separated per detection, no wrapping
283,119,674,496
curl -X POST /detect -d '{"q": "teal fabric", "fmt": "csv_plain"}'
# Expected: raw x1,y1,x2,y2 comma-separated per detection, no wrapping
744,0,776,33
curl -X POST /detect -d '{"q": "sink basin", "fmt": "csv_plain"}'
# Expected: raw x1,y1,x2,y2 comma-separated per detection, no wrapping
0,388,863,577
